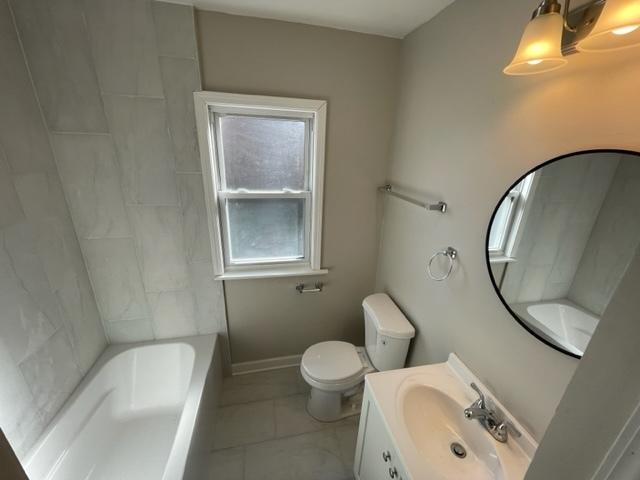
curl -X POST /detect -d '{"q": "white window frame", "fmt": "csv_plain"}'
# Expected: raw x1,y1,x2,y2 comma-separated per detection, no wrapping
194,91,328,280
489,171,538,262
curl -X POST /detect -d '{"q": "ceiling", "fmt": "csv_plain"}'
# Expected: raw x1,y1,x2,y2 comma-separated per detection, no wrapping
168,0,456,38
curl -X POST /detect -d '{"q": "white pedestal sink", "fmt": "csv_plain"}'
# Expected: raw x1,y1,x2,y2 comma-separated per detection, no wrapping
353,354,537,480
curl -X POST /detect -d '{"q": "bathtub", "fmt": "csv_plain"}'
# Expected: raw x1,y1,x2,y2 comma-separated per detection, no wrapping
511,299,600,356
22,335,221,480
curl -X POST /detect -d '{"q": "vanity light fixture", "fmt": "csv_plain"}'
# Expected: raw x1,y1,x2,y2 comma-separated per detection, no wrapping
505,0,640,75
504,1,567,75
577,0,640,51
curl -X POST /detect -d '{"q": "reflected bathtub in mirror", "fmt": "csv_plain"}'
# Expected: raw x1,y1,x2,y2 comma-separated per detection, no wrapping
486,150,640,358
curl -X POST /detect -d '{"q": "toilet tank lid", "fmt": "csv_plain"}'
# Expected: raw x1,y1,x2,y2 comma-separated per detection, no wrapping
362,293,415,339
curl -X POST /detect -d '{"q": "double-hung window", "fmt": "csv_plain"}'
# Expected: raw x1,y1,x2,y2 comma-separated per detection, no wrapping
488,171,537,261
194,92,327,279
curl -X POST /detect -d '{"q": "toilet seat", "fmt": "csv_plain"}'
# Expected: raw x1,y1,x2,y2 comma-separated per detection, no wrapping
301,341,373,392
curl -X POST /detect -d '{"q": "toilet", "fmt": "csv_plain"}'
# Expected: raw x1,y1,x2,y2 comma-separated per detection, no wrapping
300,293,415,422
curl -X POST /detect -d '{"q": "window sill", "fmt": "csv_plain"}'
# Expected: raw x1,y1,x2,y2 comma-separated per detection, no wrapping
215,267,329,281
489,255,517,264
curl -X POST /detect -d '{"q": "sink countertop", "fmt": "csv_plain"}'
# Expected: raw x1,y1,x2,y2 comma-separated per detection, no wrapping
364,353,537,480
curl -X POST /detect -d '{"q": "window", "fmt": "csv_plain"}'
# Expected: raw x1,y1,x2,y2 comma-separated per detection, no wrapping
194,92,327,279
488,171,537,260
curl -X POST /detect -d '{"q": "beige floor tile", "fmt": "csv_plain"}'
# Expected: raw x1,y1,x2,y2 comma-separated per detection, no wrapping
208,447,244,480
210,367,361,479
213,400,275,450
274,394,326,438
335,422,360,473
274,394,360,439
221,367,306,406
244,429,351,480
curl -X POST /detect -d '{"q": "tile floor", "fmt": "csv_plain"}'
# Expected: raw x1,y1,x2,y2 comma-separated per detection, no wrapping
208,367,359,480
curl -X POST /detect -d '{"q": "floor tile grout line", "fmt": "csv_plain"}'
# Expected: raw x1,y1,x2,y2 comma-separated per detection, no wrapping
218,389,310,408
210,417,358,453
210,424,336,453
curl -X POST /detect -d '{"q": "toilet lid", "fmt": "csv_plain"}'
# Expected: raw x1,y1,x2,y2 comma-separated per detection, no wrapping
301,341,363,383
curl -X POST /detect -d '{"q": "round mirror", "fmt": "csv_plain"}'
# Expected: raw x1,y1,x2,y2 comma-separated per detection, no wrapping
486,150,640,358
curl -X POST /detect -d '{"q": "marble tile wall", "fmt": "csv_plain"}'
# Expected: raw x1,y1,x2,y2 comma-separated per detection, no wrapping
501,153,620,305
0,0,106,458
8,0,228,349
1,0,229,457
568,155,640,315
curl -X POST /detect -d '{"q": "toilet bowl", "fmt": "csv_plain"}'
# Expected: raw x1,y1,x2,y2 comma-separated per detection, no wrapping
300,341,374,422
300,293,415,422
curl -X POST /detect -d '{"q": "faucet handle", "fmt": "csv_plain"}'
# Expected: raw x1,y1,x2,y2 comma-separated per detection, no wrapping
502,420,522,438
494,420,522,443
470,382,485,407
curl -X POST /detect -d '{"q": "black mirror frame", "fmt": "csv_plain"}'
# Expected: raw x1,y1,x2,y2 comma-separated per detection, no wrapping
485,148,640,359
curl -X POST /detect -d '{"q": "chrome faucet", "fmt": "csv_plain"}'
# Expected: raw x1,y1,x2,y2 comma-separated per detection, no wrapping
463,383,522,443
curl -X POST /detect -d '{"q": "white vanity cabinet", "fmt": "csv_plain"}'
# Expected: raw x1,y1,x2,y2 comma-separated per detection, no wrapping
354,385,410,480
352,359,536,480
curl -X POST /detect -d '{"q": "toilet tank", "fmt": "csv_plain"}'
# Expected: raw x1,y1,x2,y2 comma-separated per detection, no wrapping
363,293,415,371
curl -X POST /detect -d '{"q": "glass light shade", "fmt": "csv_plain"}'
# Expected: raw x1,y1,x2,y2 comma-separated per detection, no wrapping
504,12,568,75
577,0,640,51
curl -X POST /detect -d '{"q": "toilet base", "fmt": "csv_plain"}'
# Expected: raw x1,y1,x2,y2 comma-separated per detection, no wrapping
306,385,363,422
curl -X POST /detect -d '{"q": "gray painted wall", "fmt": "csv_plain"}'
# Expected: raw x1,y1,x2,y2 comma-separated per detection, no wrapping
7,0,228,356
196,11,401,363
0,0,106,457
569,154,640,315
375,0,640,443
500,153,618,305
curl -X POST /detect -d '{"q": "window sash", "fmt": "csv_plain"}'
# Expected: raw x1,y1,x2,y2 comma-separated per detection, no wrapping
213,110,313,269
213,113,312,193
218,192,312,268
218,191,311,199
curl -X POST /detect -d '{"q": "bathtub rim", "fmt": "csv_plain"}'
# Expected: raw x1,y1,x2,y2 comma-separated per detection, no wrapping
22,334,217,480
511,299,599,356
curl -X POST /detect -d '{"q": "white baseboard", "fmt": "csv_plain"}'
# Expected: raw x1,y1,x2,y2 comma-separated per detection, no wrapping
231,354,302,375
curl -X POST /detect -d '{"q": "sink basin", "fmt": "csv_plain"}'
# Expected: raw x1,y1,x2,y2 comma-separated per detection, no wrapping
401,385,502,479
360,354,536,480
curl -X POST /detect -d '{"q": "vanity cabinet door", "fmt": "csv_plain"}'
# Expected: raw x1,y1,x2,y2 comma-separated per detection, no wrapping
355,394,409,480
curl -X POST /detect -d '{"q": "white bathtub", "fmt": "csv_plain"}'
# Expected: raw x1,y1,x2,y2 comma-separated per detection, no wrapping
22,335,221,480
511,299,600,356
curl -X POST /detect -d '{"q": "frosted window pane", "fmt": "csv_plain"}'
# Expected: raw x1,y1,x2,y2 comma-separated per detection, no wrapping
226,198,305,262
219,115,306,190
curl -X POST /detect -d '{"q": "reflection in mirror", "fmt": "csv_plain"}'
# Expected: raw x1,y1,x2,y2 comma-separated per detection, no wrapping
487,151,640,358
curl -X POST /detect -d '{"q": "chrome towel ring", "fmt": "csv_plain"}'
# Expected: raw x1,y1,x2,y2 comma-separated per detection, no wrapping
427,247,458,281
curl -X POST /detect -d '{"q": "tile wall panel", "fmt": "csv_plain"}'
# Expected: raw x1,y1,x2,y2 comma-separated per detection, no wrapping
51,133,131,239
103,95,179,206
0,0,107,458
1,1,229,458
84,0,164,96
9,0,108,133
